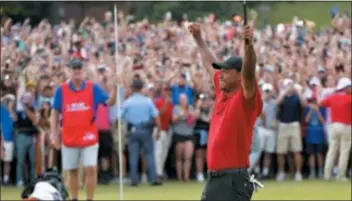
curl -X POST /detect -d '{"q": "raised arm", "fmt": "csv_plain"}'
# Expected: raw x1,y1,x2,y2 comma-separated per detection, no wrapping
241,25,257,99
189,23,217,78
51,87,62,150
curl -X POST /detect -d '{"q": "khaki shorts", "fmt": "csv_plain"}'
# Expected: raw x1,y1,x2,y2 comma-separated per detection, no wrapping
3,141,14,162
61,143,99,170
276,122,302,154
112,121,127,152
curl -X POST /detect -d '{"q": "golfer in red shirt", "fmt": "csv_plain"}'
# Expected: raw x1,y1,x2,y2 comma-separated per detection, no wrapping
190,23,262,201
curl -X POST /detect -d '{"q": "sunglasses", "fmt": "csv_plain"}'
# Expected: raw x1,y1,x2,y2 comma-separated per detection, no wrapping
71,65,83,69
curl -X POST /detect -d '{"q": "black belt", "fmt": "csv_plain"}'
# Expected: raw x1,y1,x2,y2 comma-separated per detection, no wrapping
207,168,247,177
127,122,153,131
15,128,37,135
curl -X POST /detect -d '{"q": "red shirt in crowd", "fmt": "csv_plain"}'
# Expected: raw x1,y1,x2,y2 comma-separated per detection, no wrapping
155,97,173,131
207,71,262,170
320,93,351,125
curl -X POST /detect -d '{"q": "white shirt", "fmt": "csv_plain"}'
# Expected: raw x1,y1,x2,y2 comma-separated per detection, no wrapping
29,182,63,200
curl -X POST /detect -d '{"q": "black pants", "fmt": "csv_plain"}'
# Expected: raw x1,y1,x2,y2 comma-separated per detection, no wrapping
201,169,254,201
98,130,113,158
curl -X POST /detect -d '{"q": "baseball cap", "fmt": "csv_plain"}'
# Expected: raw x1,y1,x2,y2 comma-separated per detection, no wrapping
282,78,293,87
303,89,314,100
212,56,242,72
264,65,274,73
131,79,144,90
261,83,273,92
309,77,320,86
147,83,155,90
318,66,326,72
336,77,351,91
26,80,37,87
294,83,303,92
67,58,83,69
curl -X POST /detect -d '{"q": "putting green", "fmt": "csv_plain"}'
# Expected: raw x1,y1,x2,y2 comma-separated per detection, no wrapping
1,180,351,200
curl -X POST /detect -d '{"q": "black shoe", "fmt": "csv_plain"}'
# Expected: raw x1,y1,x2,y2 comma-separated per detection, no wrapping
151,181,163,186
101,179,110,185
261,175,270,180
130,183,139,187
1,181,10,186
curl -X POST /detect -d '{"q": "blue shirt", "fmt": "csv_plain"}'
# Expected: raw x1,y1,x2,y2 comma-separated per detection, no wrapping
251,127,261,153
305,107,326,144
38,96,53,108
2,36,9,46
120,93,159,125
52,81,109,116
0,104,14,141
255,98,277,129
171,84,194,105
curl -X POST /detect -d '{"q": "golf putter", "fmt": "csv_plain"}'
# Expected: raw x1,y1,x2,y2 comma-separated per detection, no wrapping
243,0,249,45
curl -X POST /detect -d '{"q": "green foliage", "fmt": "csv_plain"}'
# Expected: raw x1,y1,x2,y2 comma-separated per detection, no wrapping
1,2,51,23
1,1,350,29
123,1,351,29
268,2,351,29
125,1,243,22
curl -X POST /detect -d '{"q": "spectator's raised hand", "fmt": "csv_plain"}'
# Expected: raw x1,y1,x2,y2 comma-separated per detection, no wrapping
51,133,61,150
188,23,202,41
307,101,318,111
0,138,4,161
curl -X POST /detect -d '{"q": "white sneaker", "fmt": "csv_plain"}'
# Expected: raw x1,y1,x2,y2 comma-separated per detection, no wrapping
141,173,148,184
276,172,285,182
123,177,130,184
254,166,261,174
295,172,303,181
324,175,331,181
197,173,205,182
332,167,338,177
336,177,348,182
112,177,130,184
16,181,24,188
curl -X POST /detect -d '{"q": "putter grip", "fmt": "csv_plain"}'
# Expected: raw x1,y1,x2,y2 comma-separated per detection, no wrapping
243,1,249,45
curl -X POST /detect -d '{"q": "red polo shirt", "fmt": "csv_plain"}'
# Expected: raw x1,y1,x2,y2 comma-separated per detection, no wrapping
207,71,262,170
155,97,173,131
320,93,351,125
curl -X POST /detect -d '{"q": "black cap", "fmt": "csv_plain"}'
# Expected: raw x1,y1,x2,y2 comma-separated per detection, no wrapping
180,73,186,79
131,79,144,90
212,56,242,72
67,58,83,69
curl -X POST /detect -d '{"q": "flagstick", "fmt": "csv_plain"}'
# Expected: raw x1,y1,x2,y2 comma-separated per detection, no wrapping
114,4,124,201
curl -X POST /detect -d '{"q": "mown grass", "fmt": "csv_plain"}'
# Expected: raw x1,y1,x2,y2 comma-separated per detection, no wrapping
1,180,351,200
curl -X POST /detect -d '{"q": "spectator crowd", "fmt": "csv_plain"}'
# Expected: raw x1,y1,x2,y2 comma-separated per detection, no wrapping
0,9,351,188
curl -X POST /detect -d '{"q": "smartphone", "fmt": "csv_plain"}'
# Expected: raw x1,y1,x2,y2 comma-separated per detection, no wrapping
132,64,144,70
97,68,106,74
182,63,191,68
